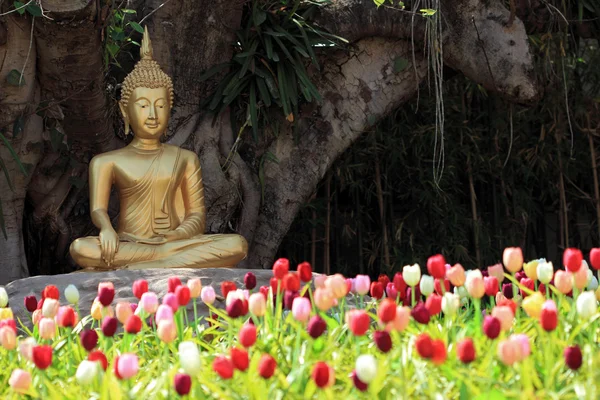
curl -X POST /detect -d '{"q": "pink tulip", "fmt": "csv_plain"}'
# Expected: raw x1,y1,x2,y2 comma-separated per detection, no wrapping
314,288,335,311
9,369,31,393
162,293,179,313
386,306,410,332
38,318,56,340
42,298,59,318
291,297,311,323
0,326,16,350
503,247,524,273
200,286,216,305
325,274,348,299
157,320,177,343
314,275,327,289
447,264,466,287
497,339,522,366
140,292,159,314
115,302,133,325
19,337,36,361
491,306,514,331
511,334,530,359
574,263,589,290
354,275,371,295
554,270,573,294
248,293,266,317
487,263,505,284
155,305,174,325
116,354,139,379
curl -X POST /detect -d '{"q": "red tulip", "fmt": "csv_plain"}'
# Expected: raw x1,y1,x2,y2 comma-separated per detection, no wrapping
272,258,289,279
564,248,583,272
239,323,257,348
456,338,476,363
540,302,558,332
411,302,430,324
258,354,276,379
377,299,397,323
230,347,249,371
227,299,244,318
431,339,447,365
393,272,407,294
307,315,327,338
311,362,331,388
42,285,59,300
259,286,269,300
590,248,600,270
484,276,499,296
434,279,450,296
283,290,298,310
370,282,384,299
168,277,182,293
37,298,44,310
483,316,501,339
125,315,142,334
175,286,191,306
348,310,370,336
132,280,148,299
57,306,76,327
24,296,37,312
351,370,368,391
212,356,234,379
425,295,441,317
221,281,237,299
564,345,582,370
297,262,313,282
283,273,300,292
101,317,118,337
520,278,534,297
497,298,517,316
80,329,98,352
415,333,433,358
98,286,114,306
378,274,390,288
269,277,280,295
88,350,108,370
427,254,446,279
32,345,52,369
174,373,192,395
244,272,257,290
374,330,392,353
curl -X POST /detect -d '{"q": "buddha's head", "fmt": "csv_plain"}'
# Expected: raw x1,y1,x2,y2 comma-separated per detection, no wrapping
119,26,174,139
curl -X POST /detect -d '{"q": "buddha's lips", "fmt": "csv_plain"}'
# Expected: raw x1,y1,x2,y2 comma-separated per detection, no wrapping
145,123,159,128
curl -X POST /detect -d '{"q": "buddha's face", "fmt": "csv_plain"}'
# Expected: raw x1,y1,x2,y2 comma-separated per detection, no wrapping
120,87,170,139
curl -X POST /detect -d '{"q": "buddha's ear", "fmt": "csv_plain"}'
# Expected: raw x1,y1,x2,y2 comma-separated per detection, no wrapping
118,101,127,120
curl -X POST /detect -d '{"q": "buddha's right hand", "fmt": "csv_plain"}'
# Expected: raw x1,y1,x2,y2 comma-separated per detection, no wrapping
99,228,120,266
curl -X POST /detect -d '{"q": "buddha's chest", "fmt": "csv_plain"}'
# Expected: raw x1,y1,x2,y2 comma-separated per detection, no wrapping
112,150,183,191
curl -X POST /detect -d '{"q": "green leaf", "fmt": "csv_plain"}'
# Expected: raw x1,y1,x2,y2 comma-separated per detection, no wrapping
26,3,42,16
238,40,258,79
122,8,136,14
198,63,230,82
0,130,27,176
107,43,119,58
0,156,15,192
393,57,410,73
256,77,272,107
373,0,385,7
129,21,144,34
13,1,26,15
277,63,290,116
420,8,437,16
6,69,25,86
249,82,258,141
253,9,267,27
473,389,507,400
264,36,274,60
50,128,64,152
12,116,24,137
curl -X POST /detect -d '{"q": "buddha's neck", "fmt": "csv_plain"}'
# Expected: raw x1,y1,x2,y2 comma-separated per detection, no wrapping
130,137,163,150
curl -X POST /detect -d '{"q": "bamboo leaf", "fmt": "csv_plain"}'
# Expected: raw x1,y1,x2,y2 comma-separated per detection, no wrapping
239,40,259,79
277,63,290,116
129,21,144,33
249,82,259,141
0,130,27,176
0,156,15,192
6,69,25,86
26,3,42,16
256,77,272,107
293,20,319,68
13,1,26,15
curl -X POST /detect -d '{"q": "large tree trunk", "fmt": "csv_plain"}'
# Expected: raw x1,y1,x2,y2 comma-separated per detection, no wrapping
0,0,540,282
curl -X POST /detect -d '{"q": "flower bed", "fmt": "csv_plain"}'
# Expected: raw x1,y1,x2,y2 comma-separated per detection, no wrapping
0,248,600,399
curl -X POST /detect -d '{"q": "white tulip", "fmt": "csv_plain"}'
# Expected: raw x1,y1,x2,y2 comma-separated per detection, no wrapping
0,287,7,307
441,292,460,316
403,264,421,287
355,354,377,383
76,360,99,385
419,275,434,297
576,291,597,319
454,286,469,306
178,341,201,375
42,298,59,318
588,276,599,291
64,284,80,304
536,261,554,284
586,266,593,287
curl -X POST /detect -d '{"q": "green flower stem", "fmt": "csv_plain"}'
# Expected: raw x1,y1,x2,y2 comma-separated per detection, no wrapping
474,298,481,337
411,286,415,307
193,298,199,336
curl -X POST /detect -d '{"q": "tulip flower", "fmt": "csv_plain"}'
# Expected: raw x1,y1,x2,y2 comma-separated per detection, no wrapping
588,276,599,291
483,316,501,339
503,247,523,273
386,306,410,332
484,276,499,296
38,318,56,340
155,305,174,325
434,279,450,296
178,341,201,375
314,275,326,289
590,248,600,270
564,248,583,272
497,339,522,366
239,323,257,347
186,279,201,299
576,291,597,319
431,339,447,365
56,306,77,328
258,354,276,379
101,317,117,337
291,297,311,323
522,291,545,318
444,264,465,287
132,279,149,299
297,262,313,282
554,270,573,294
425,293,442,316
32,345,53,369
411,302,430,324
564,345,583,370
116,302,133,324
88,350,108,371
441,292,460,316
0,326,16,350
248,292,266,317
536,261,554,284
80,329,98,351
272,258,290,279
386,282,398,300
64,284,79,304
427,254,446,279
42,285,59,300
283,273,300,293
419,275,434,297
173,373,192,395
573,263,589,290
175,285,191,307
116,354,139,379
487,263,505,284
348,310,370,336
351,370,368,391
42,298,59,318
307,315,327,339
539,300,558,331
374,330,392,353
139,292,159,314
76,360,99,385
370,282,384,299
355,354,377,383
465,271,485,299
125,315,142,334
312,362,334,388
201,286,216,305
19,337,36,361
213,355,234,379
512,334,531,358
9,369,31,393
157,319,177,343
228,347,249,372
456,338,476,363
393,272,407,293
314,288,334,311
377,298,397,323
24,295,37,313
243,272,257,290
492,306,514,331
97,285,114,307
403,264,421,287
415,333,433,358
523,260,539,281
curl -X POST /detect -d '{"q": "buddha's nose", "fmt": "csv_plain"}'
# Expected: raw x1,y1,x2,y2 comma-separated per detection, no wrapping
148,105,156,119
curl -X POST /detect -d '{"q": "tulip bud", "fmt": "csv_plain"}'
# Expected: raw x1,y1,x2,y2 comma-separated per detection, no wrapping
564,345,583,370
403,264,421,287
42,298,59,319
353,275,370,295
386,282,398,300
201,286,216,305
425,293,442,316
441,292,460,316
573,262,589,290
484,276,499,296
373,330,392,353
116,354,139,379
0,287,8,308
292,297,311,323
187,279,202,298
483,316,501,339
38,318,56,340
456,338,476,364
393,272,407,293
212,355,234,379
370,282,384,299
564,248,583,273
19,337,36,361
487,263,505,284
588,275,599,291
351,370,368,391
554,270,573,294
132,279,149,299
523,260,539,281
179,341,201,375
536,261,554,284
307,315,327,338
576,291,597,319
522,292,544,319
174,373,192,395
140,292,159,314
386,306,410,332
8,369,31,393
415,333,433,358
465,271,485,299
175,285,191,307
76,360,99,385
427,254,446,279
239,323,257,347
492,306,514,331
80,329,98,351
447,264,467,287
539,300,558,332
377,298,397,323
411,302,430,324
244,272,257,290
56,306,77,328
0,326,16,350
503,247,523,273
348,310,370,336
273,258,290,279
355,354,377,383
431,339,447,365
419,275,434,297
497,339,522,366
314,288,335,311
155,305,174,325
258,354,277,379
248,293,266,317
24,295,37,313
590,248,600,270
116,302,133,325
297,262,313,282
64,284,80,304
312,362,334,388
157,319,177,343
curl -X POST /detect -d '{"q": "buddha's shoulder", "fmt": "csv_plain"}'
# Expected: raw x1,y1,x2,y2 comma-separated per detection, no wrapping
89,149,126,166
166,145,200,165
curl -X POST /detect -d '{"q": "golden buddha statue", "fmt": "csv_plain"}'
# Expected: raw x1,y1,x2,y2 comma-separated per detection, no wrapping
70,27,248,270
